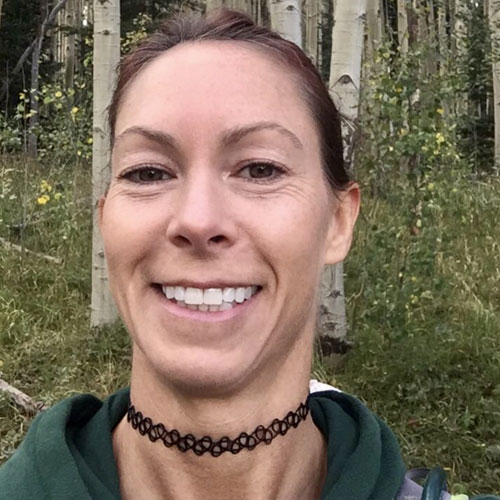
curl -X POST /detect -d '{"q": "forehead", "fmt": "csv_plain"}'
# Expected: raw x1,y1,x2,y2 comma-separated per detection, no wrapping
115,41,319,148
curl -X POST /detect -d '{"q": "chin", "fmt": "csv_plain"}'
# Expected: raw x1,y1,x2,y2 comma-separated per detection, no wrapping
136,342,260,398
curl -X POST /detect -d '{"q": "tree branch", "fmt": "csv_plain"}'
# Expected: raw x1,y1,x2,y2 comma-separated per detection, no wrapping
0,237,62,264
0,378,48,414
0,0,69,100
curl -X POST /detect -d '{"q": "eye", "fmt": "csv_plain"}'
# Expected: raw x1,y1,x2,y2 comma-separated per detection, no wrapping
238,162,285,181
120,166,173,184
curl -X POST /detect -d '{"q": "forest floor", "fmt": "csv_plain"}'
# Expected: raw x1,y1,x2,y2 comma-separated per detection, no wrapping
0,155,499,494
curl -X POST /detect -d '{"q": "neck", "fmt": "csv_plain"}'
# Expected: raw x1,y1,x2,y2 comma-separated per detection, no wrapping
114,410,326,500
113,347,327,500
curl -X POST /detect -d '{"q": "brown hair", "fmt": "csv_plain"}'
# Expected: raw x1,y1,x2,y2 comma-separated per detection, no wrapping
109,8,349,191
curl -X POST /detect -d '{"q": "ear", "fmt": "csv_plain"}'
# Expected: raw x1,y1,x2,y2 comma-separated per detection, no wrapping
324,183,360,265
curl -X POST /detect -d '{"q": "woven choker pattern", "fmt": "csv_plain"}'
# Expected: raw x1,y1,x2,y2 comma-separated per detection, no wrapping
126,397,310,457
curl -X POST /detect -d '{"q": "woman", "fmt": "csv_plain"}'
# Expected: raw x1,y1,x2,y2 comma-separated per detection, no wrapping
0,9,494,500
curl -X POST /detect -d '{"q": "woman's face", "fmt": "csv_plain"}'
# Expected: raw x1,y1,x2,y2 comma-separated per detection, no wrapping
101,42,358,394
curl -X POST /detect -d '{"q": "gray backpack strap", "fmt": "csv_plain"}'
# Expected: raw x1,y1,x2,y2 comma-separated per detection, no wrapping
397,471,451,500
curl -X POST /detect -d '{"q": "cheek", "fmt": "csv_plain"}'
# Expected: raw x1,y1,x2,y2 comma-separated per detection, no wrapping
249,194,330,276
100,196,163,273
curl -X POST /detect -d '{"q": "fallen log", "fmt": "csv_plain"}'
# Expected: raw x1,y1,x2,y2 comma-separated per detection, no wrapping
0,237,62,264
0,378,48,414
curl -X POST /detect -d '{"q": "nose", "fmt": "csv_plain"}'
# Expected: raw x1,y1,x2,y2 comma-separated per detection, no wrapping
166,172,236,254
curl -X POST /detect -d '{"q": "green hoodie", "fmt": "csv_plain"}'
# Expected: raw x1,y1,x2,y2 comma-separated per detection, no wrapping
0,387,407,500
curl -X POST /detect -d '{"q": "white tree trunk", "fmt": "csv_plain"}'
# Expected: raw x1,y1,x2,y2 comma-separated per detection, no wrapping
206,0,223,11
91,0,120,327
329,0,366,139
318,0,366,345
28,0,48,158
428,0,437,48
437,0,447,73
74,0,82,76
452,0,467,114
490,0,500,168
397,0,409,55
206,0,252,13
64,0,76,88
231,0,252,13
304,0,321,65
269,0,302,46
0,0,4,29
452,0,466,57
417,0,428,41
366,0,383,58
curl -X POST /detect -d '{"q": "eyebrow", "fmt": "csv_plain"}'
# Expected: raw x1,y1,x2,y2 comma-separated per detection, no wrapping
220,121,304,150
114,121,304,151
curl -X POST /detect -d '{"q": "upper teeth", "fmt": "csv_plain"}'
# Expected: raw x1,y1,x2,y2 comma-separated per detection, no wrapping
162,285,258,305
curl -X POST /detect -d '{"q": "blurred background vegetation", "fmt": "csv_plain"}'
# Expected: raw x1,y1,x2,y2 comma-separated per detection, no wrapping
0,0,499,495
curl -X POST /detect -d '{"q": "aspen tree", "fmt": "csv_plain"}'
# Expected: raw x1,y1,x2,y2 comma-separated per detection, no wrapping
64,0,76,88
489,0,500,168
452,0,466,58
0,0,69,102
437,0,447,74
428,0,437,47
451,0,467,114
91,0,120,326
28,0,71,157
0,0,3,29
417,0,429,42
206,0,252,14
74,0,82,77
318,0,366,345
269,0,302,46
206,0,224,11
56,5,65,72
366,0,383,58
422,0,437,73
28,0,49,158
250,0,268,25
304,0,321,66
232,0,253,13
398,0,409,54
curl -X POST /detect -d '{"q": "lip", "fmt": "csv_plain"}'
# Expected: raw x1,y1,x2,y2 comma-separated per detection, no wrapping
153,285,261,323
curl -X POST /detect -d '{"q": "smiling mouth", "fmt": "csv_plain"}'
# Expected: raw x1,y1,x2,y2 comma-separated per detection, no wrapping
156,284,261,312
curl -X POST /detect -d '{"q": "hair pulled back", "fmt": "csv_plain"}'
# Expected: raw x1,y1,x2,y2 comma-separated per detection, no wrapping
109,8,349,191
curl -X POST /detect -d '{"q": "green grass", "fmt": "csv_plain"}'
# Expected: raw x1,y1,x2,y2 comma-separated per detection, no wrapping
338,169,500,494
0,156,131,462
0,155,499,494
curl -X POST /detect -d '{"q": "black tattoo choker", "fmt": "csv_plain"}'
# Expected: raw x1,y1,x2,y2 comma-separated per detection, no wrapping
126,396,310,457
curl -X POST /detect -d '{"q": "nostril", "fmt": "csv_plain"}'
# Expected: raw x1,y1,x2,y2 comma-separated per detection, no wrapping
210,235,226,244
174,235,191,247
